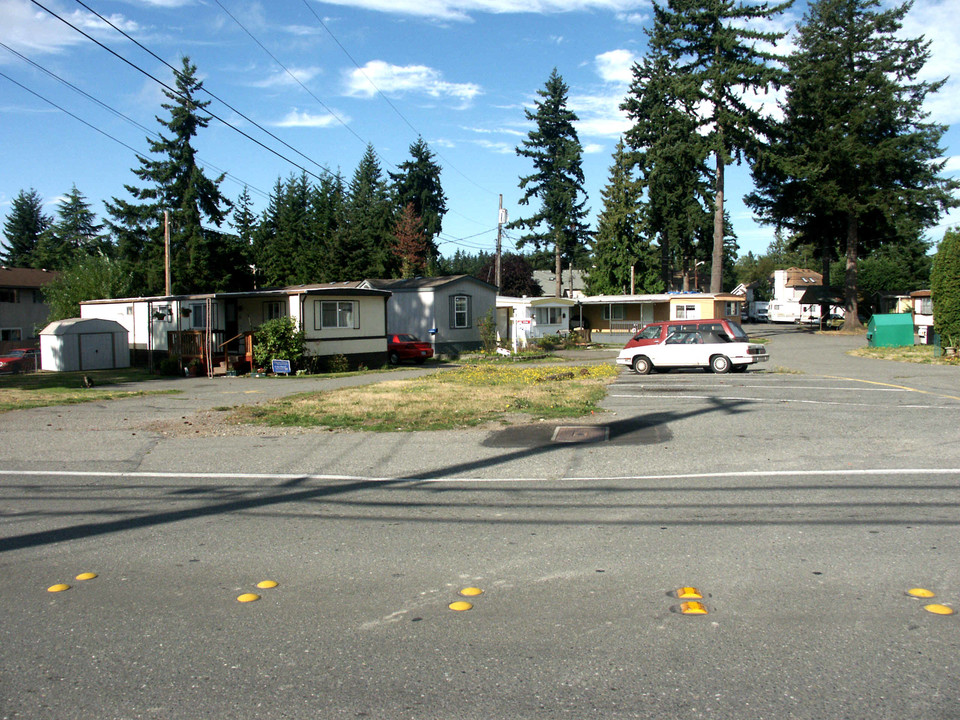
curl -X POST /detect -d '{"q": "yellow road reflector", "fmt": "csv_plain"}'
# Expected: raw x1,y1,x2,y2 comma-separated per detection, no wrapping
47,583,70,593
677,587,702,599
459,587,483,597
75,572,98,581
907,588,935,598
680,601,708,615
923,604,955,616
448,601,473,611
256,580,278,589
237,593,261,603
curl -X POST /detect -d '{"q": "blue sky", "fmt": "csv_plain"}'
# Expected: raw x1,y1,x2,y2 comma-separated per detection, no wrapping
1,0,958,265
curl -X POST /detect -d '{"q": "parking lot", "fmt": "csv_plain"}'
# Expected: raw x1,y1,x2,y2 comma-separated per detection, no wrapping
2,327,959,719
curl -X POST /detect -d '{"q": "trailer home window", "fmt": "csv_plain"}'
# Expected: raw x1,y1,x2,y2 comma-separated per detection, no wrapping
318,300,356,329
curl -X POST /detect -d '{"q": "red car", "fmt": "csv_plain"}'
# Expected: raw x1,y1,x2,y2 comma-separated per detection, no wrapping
0,347,39,374
387,334,434,365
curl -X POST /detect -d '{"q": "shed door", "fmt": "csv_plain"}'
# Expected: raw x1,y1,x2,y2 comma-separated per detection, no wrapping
79,332,115,370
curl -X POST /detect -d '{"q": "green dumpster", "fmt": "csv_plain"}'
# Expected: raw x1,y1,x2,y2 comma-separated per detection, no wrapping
866,313,914,347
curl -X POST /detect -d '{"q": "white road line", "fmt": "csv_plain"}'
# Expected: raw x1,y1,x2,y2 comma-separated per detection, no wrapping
2,468,960,484
607,393,959,409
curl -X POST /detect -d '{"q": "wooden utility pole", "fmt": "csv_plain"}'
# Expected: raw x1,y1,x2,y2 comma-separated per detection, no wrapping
496,195,504,292
164,210,172,296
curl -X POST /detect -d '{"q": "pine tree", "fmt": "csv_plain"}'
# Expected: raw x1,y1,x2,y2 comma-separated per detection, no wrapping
33,185,110,271
339,145,396,280
510,68,590,297
390,138,446,270
622,46,714,291
651,0,789,293
2,188,51,267
105,56,235,295
588,140,661,295
313,172,346,282
748,0,959,329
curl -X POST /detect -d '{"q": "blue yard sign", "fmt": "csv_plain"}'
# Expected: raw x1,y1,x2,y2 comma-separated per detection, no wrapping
271,359,292,375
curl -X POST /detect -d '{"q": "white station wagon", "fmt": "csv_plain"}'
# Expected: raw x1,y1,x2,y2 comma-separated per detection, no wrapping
616,330,769,374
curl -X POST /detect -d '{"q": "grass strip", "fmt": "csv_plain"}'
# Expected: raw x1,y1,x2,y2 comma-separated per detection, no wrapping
232,363,619,432
0,368,179,413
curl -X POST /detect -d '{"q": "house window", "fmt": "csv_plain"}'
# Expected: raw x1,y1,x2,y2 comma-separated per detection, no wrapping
675,305,698,319
264,301,283,320
1,328,22,341
452,295,471,329
190,303,207,329
318,300,356,329
725,301,739,316
919,297,933,315
602,304,625,321
0,289,17,303
535,307,562,325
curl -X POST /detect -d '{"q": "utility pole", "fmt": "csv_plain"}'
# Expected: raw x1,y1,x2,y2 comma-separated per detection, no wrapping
496,195,505,292
164,210,172,296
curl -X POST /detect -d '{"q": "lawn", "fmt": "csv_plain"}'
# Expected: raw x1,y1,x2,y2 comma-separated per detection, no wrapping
0,368,179,413
233,363,620,431
850,345,960,366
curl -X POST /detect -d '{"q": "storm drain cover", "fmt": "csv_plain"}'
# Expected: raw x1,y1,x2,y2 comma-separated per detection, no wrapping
551,425,609,444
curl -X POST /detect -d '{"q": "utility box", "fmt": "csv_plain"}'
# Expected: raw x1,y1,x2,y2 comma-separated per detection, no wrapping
866,313,914,348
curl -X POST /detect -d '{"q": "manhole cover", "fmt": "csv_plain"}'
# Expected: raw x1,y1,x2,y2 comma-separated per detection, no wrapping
551,425,609,444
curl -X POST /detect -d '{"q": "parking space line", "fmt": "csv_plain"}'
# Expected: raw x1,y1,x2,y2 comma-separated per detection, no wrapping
821,375,960,402
607,393,959,409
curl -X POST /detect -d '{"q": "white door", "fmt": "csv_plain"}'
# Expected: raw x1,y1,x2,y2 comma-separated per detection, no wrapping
79,333,114,370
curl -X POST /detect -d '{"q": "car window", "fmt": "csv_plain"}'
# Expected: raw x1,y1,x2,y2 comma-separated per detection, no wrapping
725,321,748,340
395,334,417,342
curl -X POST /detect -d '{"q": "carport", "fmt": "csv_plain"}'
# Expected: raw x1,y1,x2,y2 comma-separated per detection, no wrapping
40,318,130,372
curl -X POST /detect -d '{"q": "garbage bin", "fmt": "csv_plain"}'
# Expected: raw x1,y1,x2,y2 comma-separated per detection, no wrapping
866,313,914,347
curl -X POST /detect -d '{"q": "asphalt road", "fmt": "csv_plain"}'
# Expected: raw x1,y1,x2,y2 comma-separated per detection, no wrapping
2,327,959,719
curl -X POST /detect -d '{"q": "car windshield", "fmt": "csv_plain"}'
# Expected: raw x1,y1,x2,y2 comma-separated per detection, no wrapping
395,334,418,342
637,325,661,340
5,350,26,358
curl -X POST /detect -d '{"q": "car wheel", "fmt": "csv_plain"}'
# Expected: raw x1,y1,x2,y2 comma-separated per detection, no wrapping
389,352,400,365
710,354,731,374
632,355,652,375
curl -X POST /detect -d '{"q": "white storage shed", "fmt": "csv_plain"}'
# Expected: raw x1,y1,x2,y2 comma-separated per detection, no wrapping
40,318,130,372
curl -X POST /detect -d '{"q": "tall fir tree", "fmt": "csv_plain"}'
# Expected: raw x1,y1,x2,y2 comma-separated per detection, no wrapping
588,140,661,295
748,0,958,329
339,145,396,280
1,188,51,268
509,68,590,297
104,56,241,295
389,138,446,272
313,172,346,282
651,0,789,292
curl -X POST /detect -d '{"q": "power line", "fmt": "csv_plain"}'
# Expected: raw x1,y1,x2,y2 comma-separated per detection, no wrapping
296,0,498,200
30,0,329,184
71,0,334,180
0,42,270,201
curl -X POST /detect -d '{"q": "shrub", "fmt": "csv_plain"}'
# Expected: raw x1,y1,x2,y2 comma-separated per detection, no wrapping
326,354,349,373
478,309,498,353
253,317,305,369
932,228,960,348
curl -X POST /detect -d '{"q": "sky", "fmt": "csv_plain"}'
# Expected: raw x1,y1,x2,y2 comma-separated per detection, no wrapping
1,0,959,266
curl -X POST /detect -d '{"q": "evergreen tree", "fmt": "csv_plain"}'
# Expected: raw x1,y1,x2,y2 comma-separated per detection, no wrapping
748,0,959,329
651,0,789,293
339,145,396,280
509,68,590,297
2,188,51,267
439,249,493,277
588,140,661,295
931,229,960,348
622,44,713,291
232,187,257,250
105,56,237,295
313,172,346,282
37,185,109,270
390,138,446,270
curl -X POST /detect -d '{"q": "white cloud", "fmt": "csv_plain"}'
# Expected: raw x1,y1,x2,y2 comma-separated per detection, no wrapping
900,0,960,124
583,143,605,154
318,0,648,22
253,67,324,88
595,49,637,84
343,61,482,105
0,0,140,57
274,109,344,128
941,155,960,174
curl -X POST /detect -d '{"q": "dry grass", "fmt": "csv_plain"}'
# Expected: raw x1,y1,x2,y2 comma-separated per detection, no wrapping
849,345,960,365
233,363,619,432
